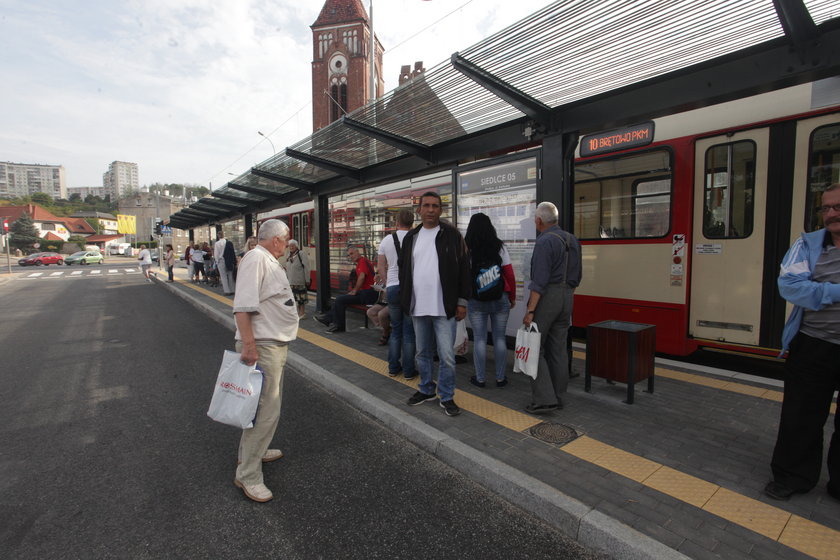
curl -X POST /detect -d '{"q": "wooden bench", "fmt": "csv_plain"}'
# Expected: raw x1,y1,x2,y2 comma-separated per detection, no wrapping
346,303,370,328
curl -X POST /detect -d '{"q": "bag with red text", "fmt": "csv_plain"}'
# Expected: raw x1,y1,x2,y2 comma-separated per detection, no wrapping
207,350,264,429
513,323,540,380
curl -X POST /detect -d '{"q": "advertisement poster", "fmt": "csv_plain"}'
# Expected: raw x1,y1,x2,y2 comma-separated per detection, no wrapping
456,156,538,337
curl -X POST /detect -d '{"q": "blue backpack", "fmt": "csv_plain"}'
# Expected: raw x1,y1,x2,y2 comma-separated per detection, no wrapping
472,252,504,301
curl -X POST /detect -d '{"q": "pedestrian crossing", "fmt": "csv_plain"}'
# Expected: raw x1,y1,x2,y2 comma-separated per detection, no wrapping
19,267,145,279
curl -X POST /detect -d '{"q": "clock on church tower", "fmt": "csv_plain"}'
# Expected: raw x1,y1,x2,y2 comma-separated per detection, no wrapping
311,0,384,132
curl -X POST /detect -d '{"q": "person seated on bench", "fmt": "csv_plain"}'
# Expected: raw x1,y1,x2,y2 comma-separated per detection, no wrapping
315,246,378,333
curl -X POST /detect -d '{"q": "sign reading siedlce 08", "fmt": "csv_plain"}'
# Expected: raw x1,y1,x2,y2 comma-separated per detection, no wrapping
580,122,655,157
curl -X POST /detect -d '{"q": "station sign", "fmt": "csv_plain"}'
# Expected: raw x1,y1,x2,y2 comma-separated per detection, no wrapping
580,121,655,157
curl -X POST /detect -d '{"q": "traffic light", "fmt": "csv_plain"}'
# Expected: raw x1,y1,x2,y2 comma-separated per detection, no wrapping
154,218,162,236
1,219,8,234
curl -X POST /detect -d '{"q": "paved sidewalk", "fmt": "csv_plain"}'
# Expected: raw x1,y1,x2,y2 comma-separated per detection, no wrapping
158,267,840,560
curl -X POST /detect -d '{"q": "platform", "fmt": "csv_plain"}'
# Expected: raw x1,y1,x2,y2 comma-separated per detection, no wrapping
156,265,840,560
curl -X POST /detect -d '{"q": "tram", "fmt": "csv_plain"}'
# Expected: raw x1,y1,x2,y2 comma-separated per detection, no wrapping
257,79,840,358
572,80,840,357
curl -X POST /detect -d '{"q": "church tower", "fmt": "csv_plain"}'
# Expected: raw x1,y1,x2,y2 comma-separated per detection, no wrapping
311,0,384,132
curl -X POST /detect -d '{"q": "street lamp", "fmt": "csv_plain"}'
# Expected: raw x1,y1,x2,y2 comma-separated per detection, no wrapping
257,131,276,155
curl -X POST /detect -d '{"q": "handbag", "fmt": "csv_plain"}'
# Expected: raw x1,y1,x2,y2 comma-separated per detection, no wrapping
453,319,469,356
513,323,541,380
207,350,264,429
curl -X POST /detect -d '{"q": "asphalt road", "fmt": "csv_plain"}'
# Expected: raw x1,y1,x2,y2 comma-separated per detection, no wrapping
0,273,605,559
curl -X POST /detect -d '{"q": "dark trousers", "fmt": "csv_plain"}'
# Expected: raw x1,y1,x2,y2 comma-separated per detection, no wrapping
328,289,378,329
771,333,840,492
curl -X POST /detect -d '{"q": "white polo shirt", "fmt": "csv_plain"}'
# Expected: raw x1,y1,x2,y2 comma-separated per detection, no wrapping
233,244,299,344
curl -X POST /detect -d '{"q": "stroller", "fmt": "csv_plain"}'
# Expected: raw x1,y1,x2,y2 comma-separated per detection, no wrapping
206,259,220,288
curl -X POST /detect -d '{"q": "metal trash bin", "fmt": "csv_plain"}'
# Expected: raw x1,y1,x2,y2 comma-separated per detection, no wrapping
585,320,655,404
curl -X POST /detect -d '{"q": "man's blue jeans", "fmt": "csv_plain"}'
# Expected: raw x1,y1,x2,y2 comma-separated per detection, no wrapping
386,285,415,376
467,297,510,382
328,289,377,329
412,315,457,401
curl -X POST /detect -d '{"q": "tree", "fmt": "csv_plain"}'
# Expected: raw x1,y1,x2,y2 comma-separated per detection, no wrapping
10,212,40,251
30,192,54,206
84,218,102,233
68,193,82,202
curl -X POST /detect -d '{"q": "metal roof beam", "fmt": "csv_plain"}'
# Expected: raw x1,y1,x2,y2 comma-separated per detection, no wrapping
341,116,434,162
247,169,318,191
773,0,819,57
284,148,362,181
181,208,217,218
196,199,244,211
213,191,267,204
226,181,286,198
451,52,552,125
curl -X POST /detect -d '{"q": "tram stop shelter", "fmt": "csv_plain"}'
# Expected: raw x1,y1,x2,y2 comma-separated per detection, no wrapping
168,0,840,312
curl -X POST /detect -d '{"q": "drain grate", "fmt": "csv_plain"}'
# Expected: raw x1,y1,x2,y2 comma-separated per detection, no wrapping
529,422,579,445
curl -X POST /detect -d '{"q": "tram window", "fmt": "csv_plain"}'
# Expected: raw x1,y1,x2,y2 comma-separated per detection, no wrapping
302,213,310,246
703,141,755,239
292,214,301,242
574,149,672,239
804,123,840,232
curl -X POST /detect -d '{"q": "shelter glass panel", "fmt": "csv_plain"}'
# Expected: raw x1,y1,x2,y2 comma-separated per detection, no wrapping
805,123,840,232
703,141,756,239
574,149,672,240
456,154,539,337
327,171,452,294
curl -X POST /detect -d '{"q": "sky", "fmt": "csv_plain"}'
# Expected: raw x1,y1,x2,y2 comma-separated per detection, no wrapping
0,0,555,191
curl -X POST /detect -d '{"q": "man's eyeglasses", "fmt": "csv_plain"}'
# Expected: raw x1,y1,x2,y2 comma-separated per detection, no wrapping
817,204,840,215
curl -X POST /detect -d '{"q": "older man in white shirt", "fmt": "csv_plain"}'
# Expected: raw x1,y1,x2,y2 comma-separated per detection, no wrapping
231,219,299,503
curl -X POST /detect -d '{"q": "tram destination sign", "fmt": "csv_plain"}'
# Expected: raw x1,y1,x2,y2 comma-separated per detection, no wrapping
580,121,655,157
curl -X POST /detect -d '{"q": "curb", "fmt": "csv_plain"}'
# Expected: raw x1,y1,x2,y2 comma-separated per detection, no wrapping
159,278,688,560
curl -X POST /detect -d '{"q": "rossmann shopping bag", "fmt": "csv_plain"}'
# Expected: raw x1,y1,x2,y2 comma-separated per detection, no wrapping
207,350,264,429
513,323,540,380
453,319,469,356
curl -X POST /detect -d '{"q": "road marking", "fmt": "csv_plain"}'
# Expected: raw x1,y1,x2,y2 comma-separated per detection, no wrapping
90,270,101,275
27,272,44,277
49,271,64,276
108,269,119,274
71,271,83,276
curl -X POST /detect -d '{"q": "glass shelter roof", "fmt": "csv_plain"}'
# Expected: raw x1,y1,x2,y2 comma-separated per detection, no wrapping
169,0,840,229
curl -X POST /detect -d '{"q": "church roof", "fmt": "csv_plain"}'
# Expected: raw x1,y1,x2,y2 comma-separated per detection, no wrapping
312,0,368,28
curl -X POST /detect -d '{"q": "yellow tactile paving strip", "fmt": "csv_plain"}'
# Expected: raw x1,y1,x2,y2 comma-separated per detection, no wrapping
182,283,840,559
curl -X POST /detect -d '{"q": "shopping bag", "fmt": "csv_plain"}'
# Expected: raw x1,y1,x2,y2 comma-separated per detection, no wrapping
513,323,541,380
453,319,469,356
207,350,264,429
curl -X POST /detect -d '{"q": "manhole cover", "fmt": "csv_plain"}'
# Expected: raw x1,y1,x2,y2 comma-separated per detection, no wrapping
529,422,578,445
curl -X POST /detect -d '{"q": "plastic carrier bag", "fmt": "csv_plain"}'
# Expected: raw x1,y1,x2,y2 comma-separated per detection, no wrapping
207,350,263,429
513,323,541,380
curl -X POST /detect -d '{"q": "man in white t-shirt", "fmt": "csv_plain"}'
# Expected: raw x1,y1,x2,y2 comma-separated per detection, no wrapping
137,244,152,282
398,192,471,417
377,209,416,379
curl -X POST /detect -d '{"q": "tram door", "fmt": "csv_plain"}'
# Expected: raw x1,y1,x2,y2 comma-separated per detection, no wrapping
689,129,769,346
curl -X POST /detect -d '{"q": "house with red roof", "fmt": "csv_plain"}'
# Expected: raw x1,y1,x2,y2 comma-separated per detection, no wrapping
0,204,94,241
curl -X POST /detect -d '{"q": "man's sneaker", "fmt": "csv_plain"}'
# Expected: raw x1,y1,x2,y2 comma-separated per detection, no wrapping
403,371,417,380
407,391,437,406
326,324,345,333
525,403,558,415
314,313,330,326
234,479,273,503
440,399,461,417
388,370,400,377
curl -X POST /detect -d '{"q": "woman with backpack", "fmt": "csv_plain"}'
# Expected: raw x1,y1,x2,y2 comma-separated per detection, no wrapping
464,212,516,388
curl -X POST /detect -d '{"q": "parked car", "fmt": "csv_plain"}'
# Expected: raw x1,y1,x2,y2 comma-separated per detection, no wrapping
18,252,64,266
64,250,104,265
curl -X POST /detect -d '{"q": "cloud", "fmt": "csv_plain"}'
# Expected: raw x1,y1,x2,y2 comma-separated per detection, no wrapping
0,0,553,189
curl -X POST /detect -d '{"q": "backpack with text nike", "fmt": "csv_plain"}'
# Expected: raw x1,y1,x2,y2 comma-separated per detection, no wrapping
471,252,504,301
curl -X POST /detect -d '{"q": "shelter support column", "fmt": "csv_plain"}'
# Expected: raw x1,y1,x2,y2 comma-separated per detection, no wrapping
313,194,331,313
539,132,578,231
244,214,253,239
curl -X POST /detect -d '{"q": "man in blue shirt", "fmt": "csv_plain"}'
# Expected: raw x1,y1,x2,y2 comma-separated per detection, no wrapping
522,202,582,414
765,184,840,502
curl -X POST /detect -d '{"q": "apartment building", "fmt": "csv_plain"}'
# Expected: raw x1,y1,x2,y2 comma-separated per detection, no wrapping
103,161,139,199
0,161,67,199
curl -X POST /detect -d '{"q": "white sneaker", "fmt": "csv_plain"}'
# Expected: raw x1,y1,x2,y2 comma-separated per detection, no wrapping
234,479,273,502
262,449,284,463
